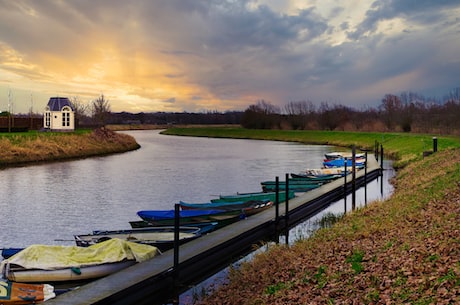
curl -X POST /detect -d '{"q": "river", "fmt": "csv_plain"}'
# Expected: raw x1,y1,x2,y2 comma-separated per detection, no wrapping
0,130,394,304
0,130,390,248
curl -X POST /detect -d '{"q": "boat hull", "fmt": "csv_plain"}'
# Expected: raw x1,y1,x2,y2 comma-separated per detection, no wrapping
210,191,295,203
136,209,244,226
74,226,206,251
5,260,136,283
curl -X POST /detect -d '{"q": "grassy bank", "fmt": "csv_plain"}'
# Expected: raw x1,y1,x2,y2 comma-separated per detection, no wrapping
158,127,460,304
162,127,460,168
0,128,140,167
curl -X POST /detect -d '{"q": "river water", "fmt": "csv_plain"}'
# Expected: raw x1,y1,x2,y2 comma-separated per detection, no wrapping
0,129,381,248
0,130,394,303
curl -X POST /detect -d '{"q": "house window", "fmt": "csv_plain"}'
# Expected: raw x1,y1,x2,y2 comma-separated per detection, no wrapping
62,112,70,127
45,112,50,127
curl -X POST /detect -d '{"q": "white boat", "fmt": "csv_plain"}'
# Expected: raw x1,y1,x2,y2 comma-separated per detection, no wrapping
324,152,366,160
0,238,160,283
305,167,349,177
74,226,204,251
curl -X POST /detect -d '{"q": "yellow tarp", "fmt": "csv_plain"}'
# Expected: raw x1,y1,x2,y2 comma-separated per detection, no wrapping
0,238,159,271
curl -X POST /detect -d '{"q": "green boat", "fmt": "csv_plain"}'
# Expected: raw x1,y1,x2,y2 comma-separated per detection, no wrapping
210,190,295,203
260,179,324,186
261,183,322,193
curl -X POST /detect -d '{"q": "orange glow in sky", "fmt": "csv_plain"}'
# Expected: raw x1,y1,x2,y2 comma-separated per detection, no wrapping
1,1,459,114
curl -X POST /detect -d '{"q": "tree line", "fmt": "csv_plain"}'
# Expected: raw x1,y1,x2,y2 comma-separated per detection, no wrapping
10,88,460,134
241,89,460,135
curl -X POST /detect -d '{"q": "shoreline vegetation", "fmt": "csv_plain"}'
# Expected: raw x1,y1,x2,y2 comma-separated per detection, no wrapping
0,127,140,167
2,125,460,303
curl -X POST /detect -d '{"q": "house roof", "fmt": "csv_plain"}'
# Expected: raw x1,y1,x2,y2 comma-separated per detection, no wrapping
47,97,74,111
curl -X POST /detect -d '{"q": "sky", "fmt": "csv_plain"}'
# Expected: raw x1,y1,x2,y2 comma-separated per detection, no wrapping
0,0,459,114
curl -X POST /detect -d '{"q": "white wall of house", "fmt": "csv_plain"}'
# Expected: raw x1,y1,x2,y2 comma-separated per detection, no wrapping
44,105,75,131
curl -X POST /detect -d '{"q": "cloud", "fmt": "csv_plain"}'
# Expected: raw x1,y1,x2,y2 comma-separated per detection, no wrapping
0,0,459,113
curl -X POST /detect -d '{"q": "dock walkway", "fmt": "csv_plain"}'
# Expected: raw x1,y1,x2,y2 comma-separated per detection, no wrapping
46,156,382,305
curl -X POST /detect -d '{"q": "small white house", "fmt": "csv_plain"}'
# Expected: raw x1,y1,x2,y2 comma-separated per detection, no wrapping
43,97,75,131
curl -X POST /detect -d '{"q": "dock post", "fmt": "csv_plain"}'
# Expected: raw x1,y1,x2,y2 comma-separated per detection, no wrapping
275,176,280,243
380,146,384,196
275,176,279,223
344,159,347,213
364,152,368,206
174,205,180,272
380,145,384,172
375,140,379,161
172,204,180,303
351,146,356,211
285,173,289,246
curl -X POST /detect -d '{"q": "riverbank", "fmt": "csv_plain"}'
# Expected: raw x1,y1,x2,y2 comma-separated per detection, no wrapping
0,127,140,167
157,127,460,304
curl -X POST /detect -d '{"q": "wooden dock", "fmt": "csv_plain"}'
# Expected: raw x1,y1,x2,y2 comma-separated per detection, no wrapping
45,156,382,305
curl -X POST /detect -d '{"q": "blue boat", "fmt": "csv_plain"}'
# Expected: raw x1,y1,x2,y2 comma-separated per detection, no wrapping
323,158,365,168
1,248,23,259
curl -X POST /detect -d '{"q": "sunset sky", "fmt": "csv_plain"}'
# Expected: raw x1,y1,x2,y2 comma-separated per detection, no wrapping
0,0,459,114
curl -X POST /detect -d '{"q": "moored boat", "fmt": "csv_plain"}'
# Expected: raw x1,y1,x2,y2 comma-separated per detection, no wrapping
0,280,56,304
136,209,244,226
74,225,213,251
261,182,321,193
260,179,324,186
1,248,23,259
0,239,160,284
290,172,342,181
179,199,273,216
323,158,365,168
210,190,295,203
324,152,366,160
304,167,349,177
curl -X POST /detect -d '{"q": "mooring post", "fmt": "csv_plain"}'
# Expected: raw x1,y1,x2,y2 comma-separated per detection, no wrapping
364,151,368,205
344,159,347,213
173,204,180,278
375,140,379,161
351,146,356,211
275,176,280,243
433,137,438,153
275,176,279,223
380,146,384,195
285,173,289,246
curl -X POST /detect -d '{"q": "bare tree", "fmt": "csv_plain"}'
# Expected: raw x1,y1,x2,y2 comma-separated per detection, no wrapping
70,96,90,128
92,94,111,127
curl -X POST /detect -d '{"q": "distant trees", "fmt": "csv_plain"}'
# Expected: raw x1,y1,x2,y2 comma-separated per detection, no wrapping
241,87,460,135
241,100,280,129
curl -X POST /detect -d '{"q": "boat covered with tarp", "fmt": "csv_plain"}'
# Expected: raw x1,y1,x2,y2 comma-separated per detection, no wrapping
0,239,159,283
